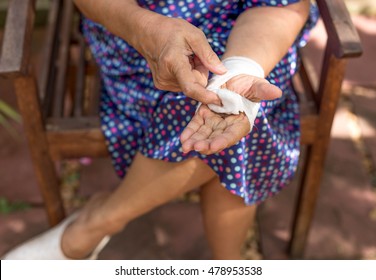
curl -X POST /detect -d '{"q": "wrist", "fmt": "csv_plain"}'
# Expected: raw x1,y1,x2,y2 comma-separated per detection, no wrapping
207,56,265,92
204,56,265,133
124,8,160,48
222,56,264,78
128,11,166,56
95,1,153,50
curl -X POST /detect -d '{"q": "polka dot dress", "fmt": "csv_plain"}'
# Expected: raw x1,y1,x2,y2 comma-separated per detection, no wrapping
81,0,319,205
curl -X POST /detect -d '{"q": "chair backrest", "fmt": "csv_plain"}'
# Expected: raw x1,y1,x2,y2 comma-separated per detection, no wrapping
1,0,108,161
296,0,362,146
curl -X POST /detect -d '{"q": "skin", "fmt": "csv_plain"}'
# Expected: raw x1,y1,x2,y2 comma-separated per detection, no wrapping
74,0,227,105
56,0,310,260
74,0,309,155
180,76,283,154
182,2,311,154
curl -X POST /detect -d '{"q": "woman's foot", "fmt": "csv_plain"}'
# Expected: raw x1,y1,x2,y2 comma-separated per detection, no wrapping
61,192,120,259
3,192,117,260
2,208,111,260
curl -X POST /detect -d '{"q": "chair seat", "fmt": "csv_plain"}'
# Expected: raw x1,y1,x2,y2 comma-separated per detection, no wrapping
46,117,107,160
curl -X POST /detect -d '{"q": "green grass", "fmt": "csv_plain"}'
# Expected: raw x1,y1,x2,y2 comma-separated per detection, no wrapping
0,197,30,214
0,100,21,139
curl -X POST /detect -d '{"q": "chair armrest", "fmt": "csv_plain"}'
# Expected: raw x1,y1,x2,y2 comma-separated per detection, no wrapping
0,0,36,78
317,0,362,58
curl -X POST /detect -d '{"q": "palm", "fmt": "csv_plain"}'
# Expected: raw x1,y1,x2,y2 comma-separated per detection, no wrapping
180,74,282,155
180,104,250,155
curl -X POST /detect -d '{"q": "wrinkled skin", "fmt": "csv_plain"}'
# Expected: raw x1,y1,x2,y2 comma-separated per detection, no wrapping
124,15,282,154
134,16,226,105
181,74,282,155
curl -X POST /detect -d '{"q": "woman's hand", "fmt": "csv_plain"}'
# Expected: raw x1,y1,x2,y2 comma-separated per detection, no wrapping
133,15,226,105
74,0,226,105
218,74,282,102
180,75,282,155
181,104,250,155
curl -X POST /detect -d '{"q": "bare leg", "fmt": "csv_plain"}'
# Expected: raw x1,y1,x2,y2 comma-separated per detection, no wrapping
61,152,217,258
200,177,257,259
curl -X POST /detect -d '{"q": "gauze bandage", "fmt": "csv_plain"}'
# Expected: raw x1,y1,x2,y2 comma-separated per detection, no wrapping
201,56,265,132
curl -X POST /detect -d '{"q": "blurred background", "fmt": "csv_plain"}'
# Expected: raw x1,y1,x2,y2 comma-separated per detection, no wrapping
0,0,375,259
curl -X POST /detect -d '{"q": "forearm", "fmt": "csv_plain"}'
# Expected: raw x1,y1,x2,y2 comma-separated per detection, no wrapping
73,0,225,104
223,1,310,75
73,0,160,50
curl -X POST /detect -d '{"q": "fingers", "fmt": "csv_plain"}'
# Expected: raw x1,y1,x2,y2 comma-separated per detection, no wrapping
181,107,249,155
181,106,206,152
148,21,225,103
181,119,213,153
210,114,248,150
252,80,282,101
181,105,214,153
145,18,226,102
225,75,282,102
187,32,227,75
208,134,234,154
192,55,209,86
175,63,221,105
180,112,203,143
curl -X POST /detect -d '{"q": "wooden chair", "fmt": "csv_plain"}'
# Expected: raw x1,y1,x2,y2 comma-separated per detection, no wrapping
0,0,362,259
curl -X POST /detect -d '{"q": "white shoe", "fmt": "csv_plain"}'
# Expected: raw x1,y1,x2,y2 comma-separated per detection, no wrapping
2,213,111,260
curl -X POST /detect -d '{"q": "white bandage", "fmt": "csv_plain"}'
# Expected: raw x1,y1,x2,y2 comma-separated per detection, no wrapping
202,56,265,132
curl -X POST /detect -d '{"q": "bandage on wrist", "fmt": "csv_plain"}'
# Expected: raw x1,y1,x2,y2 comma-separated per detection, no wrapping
200,56,265,133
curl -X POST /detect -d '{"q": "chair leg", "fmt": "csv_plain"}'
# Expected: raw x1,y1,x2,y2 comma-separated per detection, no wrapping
289,144,325,259
289,43,348,258
14,76,65,226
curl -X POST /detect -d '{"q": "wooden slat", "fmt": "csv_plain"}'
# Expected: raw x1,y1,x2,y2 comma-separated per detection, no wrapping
86,60,99,76
46,116,107,160
294,48,320,145
300,114,318,145
298,47,320,109
85,63,101,116
74,36,86,117
47,128,108,160
46,116,101,130
38,0,62,107
317,0,362,58
14,75,65,226
289,46,348,258
0,0,36,77
52,0,74,117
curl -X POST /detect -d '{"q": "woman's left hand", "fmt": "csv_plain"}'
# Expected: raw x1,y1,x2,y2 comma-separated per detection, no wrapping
180,74,282,155
181,104,250,155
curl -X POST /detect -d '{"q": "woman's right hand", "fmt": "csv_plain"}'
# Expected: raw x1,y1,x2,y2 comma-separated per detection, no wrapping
74,0,226,104
131,13,226,105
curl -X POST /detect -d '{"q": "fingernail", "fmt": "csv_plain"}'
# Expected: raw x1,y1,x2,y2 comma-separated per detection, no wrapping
213,98,222,106
207,97,221,106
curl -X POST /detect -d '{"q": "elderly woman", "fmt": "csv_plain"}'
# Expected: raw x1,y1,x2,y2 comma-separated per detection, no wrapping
4,0,317,260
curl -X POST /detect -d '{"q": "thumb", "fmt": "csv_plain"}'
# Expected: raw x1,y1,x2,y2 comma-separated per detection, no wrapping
252,81,282,101
225,75,282,102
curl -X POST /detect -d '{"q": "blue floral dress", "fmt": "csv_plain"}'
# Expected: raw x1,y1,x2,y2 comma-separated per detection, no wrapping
81,0,318,205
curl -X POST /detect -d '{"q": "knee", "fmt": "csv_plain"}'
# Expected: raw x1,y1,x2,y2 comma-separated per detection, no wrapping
185,158,217,180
